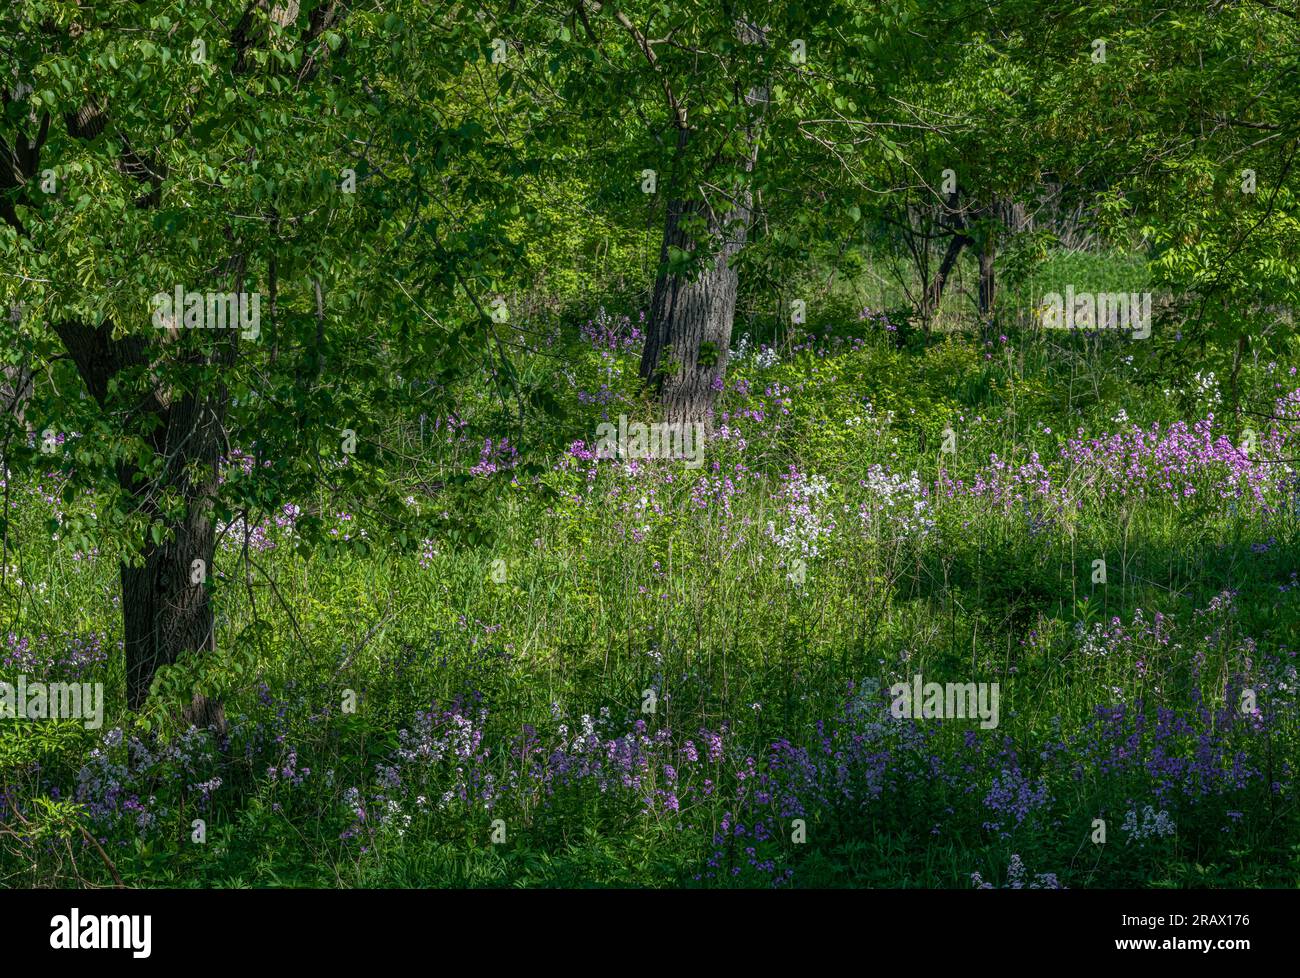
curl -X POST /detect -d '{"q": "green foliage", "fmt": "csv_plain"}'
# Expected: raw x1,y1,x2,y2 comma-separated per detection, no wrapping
2,0,1300,892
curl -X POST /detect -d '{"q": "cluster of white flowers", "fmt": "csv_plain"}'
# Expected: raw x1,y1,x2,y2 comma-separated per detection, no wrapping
854,465,934,540
1165,371,1222,407
384,799,411,836
562,710,610,755
1195,370,1221,406
1074,621,1110,656
3,564,47,593
1121,805,1176,845
729,334,751,363
729,333,781,369
766,472,836,560
844,403,899,446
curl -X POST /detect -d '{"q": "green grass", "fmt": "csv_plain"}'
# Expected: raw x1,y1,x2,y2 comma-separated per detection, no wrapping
2,302,1299,888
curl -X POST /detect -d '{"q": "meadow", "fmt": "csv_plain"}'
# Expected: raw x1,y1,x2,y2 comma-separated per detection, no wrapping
3,0,1298,896
4,294,1298,889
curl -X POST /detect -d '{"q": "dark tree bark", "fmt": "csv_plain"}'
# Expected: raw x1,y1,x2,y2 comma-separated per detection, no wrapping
978,197,1028,329
0,13,337,723
119,384,227,721
53,318,233,725
978,242,996,320
920,230,970,324
921,192,1024,331
918,185,971,330
637,19,767,425
979,196,1026,324
639,184,750,424
1,316,34,427
44,100,233,726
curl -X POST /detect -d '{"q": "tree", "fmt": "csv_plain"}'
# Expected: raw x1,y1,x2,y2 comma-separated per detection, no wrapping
993,0,1300,409
493,1,963,421
1,1,529,717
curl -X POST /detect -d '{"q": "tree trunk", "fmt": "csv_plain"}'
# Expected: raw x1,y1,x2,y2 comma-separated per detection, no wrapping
8,14,338,727
639,192,748,424
1,355,34,429
919,183,971,332
119,368,229,728
121,531,219,719
638,20,766,425
53,316,232,728
978,241,996,321
921,231,969,325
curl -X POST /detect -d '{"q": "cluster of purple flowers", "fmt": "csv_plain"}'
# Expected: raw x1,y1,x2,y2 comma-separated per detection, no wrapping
579,308,645,354
324,590,1296,886
940,409,1295,513
2,630,110,680
469,438,519,478
73,726,220,838
971,854,1063,889
858,307,899,333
